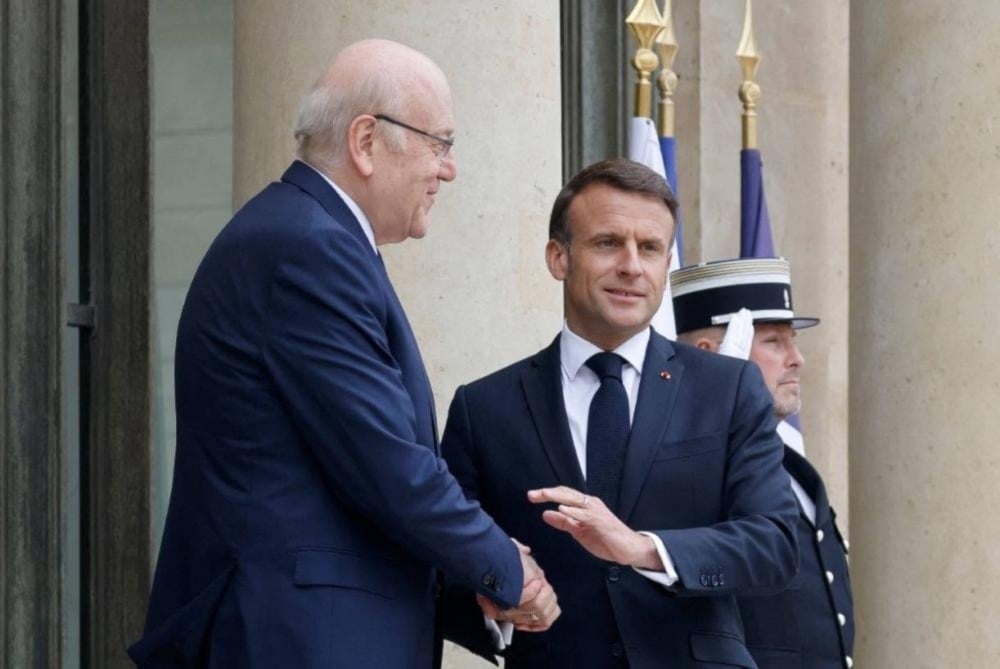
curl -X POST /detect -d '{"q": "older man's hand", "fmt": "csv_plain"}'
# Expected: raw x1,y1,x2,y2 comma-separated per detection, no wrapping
527,486,663,571
476,540,561,632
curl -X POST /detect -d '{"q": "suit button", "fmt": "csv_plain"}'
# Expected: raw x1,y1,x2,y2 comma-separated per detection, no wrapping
718,573,725,586
826,570,835,584
710,574,720,587
610,642,625,657
607,566,621,582
817,529,825,542
700,574,709,587
482,574,496,588
845,656,853,668
838,612,847,627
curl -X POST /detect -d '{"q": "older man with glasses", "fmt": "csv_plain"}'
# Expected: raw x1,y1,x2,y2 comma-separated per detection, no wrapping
129,39,558,669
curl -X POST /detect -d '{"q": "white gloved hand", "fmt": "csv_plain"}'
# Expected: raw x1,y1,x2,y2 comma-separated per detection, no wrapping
718,308,754,360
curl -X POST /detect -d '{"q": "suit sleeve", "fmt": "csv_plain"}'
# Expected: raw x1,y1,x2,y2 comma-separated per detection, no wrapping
261,225,522,609
438,386,506,664
652,361,800,597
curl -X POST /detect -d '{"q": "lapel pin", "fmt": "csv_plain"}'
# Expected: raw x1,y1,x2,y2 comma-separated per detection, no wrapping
659,371,671,380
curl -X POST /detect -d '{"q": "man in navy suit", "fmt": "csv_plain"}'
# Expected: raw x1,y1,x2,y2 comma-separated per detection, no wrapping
440,159,799,668
672,258,855,669
129,39,557,669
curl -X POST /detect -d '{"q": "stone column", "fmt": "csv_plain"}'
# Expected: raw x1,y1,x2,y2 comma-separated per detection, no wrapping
850,2,1000,665
233,3,562,667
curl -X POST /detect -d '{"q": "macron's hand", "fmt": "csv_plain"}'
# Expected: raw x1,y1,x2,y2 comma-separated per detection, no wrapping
527,486,663,571
475,540,561,632
514,539,544,583
719,308,754,360
476,576,561,632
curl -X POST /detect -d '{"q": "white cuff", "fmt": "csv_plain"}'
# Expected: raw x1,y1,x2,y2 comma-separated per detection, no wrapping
484,614,514,650
633,531,679,588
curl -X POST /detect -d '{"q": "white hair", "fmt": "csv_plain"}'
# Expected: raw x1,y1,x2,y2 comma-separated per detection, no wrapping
293,67,406,172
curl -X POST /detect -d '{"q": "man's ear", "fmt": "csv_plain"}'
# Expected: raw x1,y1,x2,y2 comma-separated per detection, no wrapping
346,115,377,177
695,337,718,352
545,239,569,280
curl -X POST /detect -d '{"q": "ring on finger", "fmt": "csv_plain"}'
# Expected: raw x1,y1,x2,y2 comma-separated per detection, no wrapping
530,612,540,622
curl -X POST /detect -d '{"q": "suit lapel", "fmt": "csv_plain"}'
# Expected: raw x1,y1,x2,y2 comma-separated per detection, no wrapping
520,336,587,491
374,255,440,455
617,332,684,522
783,446,831,526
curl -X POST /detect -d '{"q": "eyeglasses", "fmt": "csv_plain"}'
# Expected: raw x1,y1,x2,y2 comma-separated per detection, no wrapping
374,113,454,160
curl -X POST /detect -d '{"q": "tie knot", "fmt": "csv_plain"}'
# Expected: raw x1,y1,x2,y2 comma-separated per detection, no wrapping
586,352,625,381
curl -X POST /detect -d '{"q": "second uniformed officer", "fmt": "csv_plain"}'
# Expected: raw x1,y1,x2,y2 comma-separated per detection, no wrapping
673,258,855,669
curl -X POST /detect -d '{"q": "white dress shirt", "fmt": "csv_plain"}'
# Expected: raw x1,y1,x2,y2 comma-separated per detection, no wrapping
304,162,378,255
777,420,818,525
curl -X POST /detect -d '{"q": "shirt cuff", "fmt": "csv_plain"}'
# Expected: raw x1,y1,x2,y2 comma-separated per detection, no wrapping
633,531,679,588
484,615,514,650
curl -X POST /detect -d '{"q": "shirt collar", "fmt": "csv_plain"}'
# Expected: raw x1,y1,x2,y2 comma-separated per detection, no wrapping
560,322,650,381
304,162,378,255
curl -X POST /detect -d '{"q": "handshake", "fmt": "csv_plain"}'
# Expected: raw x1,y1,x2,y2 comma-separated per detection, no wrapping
475,485,666,634
476,540,561,632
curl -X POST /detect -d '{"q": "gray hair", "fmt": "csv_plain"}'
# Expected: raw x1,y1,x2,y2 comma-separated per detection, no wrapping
293,67,407,172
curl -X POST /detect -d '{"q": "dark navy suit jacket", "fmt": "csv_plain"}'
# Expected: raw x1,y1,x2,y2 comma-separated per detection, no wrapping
738,446,855,669
129,161,522,668
441,332,799,669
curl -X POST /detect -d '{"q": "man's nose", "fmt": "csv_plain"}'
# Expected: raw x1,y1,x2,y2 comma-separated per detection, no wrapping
438,148,457,182
788,342,805,369
617,243,642,276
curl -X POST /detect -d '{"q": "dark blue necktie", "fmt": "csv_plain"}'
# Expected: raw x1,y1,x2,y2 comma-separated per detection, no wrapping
585,352,630,510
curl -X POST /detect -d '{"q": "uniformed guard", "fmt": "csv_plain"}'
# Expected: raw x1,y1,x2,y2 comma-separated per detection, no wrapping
672,257,855,669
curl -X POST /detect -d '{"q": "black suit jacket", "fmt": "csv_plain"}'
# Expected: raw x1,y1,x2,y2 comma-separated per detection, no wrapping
737,446,855,669
441,331,799,669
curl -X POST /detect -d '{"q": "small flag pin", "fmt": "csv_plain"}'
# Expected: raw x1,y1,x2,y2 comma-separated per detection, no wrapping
660,371,671,380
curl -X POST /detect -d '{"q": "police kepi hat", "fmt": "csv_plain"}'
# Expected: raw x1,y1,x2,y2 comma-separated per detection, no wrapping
670,257,819,335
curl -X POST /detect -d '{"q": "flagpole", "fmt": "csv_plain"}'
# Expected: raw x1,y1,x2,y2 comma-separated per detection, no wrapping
626,0,665,119
736,0,761,150
655,0,678,139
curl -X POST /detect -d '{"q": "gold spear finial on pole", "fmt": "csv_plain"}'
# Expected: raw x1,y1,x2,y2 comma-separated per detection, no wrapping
736,0,761,149
626,0,665,119
655,0,678,138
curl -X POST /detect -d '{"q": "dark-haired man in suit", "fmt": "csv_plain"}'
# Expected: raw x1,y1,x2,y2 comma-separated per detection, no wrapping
441,158,799,668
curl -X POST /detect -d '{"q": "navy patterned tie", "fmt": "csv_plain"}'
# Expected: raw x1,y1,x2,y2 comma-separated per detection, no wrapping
585,352,630,510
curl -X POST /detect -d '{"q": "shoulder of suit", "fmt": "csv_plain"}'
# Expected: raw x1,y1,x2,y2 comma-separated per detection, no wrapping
670,337,749,375
460,352,539,395
230,181,369,257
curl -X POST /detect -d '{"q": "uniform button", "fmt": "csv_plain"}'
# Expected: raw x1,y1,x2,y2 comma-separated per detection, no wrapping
817,529,825,542
610,642,625,657
826,570,835,584
845,656,853,668
838,612,847,627
607,566,622,582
